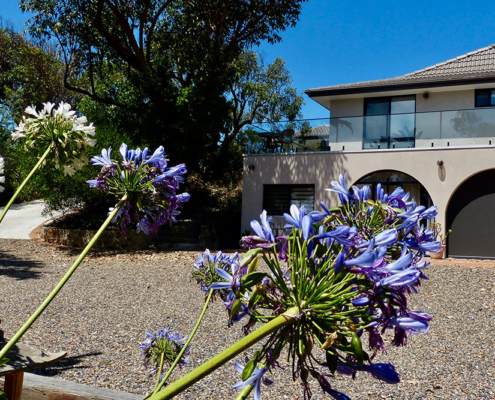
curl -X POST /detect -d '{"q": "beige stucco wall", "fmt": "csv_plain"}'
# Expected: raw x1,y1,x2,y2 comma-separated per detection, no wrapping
415,89,474,112
329,98,364,117
327,89,475,117
242,146,495,237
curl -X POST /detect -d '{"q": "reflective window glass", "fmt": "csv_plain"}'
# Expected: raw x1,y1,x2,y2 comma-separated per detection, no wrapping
391,96,415,114
365,99,389,116
475,89,494,107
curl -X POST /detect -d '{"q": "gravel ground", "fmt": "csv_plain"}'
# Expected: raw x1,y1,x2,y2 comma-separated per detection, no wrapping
1,239,494,399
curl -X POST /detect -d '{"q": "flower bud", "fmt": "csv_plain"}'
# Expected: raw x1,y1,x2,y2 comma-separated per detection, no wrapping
230,299,242,317
240,248,263,267
242,358,257,381
246,256,260,274
350,332,364,365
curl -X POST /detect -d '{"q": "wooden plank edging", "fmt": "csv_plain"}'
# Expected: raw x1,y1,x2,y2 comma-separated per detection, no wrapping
1,373,142,400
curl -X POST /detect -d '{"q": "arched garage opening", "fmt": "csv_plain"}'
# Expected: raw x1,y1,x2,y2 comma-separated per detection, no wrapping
447,169,495,259
354,170,433,208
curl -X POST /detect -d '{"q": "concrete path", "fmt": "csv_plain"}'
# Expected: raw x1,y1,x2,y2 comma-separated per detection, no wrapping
0,200,62,239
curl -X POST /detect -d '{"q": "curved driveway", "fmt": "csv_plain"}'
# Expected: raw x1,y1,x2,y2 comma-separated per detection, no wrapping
0,200,62,239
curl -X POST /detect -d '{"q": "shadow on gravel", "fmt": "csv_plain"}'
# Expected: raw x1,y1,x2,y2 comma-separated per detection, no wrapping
0,250,44,280
32,351,103,377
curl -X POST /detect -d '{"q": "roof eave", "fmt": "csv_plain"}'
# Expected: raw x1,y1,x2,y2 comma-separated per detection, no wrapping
305,76,495,98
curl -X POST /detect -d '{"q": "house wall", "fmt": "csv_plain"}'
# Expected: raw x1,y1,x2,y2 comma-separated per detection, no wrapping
329,98,364,117
326,89,493,150
328,89,476,117
242,146,495,239
415,89,474,112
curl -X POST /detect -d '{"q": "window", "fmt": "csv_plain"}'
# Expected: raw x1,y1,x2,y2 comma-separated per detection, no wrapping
363,95,416,149
475,89,495,107
263,185,315,216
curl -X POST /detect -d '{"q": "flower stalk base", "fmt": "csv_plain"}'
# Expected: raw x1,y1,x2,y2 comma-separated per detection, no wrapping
0,196,127,361
147,306,300,400
0,145,52,225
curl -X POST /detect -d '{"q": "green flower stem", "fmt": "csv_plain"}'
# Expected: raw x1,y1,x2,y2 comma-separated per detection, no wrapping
0,144,53,225
0,195,127,361
235,382,254,400
233,359,268,400
155,353,165,392
147,306,300,400
152,290,214,395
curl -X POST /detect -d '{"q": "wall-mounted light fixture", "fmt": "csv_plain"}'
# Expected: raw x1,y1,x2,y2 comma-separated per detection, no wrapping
437,159,444,166
248,164,255,172
423,92,430,99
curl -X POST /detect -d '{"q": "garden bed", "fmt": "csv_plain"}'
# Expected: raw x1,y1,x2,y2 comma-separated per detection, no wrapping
39,209,151,250
1,239,494,399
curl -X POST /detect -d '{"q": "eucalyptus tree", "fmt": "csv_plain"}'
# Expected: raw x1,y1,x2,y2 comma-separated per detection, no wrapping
224,51,305,156
20,0,307,172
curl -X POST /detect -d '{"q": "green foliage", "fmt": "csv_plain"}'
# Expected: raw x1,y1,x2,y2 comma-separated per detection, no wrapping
20,0,307,174
224,51,306,159
0,27,76,114
185,172,242,247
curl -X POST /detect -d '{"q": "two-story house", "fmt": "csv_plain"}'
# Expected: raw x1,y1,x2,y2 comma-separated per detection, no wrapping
242,45,495,259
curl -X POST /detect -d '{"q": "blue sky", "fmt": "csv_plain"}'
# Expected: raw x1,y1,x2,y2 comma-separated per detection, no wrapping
2,1,495,119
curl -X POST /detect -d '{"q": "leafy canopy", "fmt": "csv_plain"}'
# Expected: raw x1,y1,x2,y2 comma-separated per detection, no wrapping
20,0,307,173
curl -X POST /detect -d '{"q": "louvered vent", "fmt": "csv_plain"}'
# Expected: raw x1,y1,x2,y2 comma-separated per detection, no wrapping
263,185,315,216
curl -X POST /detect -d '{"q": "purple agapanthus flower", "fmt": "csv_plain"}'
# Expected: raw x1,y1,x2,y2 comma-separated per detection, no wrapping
191,250,239,299
327,172,354,203
233,357,273,400
89,143,189,235
337,362,400,384
404,226,441,253
140,327,190,379
284,204,309,230
389,312,431,334
351,185,371,204
242,211,277,249
314,225,357,247
358,229,398,248
91,147,114,167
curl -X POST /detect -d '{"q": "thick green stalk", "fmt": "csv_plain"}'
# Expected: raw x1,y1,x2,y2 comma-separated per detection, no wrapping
152,290,214,395
0,145,52,225
146,306,300,400
0,196,127,360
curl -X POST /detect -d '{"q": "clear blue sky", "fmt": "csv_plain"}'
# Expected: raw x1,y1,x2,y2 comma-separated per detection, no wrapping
2,1,495,119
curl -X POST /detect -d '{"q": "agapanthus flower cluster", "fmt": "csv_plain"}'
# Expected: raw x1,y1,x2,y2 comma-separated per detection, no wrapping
88,144,190,235
11,102,96,175
0,155,4,192
194,172,439,400
140,327,190,379
191,249,240,300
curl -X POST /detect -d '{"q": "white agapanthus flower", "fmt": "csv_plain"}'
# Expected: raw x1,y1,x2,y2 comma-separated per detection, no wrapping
0,155,5,193
11,102,96,174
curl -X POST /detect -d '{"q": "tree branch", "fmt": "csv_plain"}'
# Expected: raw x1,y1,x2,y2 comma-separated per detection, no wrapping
146,0,174,63
93,0,144,72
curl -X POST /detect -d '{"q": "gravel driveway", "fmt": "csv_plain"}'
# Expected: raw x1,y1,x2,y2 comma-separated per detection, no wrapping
1,239,494,399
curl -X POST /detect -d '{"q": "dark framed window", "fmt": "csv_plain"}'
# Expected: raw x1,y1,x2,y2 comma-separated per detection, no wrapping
363,95,416,150
263,184,315,216
475,89,495,107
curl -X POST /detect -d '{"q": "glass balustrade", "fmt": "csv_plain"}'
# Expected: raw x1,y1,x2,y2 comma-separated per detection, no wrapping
246,108,495,154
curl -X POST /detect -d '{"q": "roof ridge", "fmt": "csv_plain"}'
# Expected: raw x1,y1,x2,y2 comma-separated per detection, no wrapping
401,45,495,78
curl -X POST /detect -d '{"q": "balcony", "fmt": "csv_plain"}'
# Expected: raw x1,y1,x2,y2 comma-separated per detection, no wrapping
246,107,495,154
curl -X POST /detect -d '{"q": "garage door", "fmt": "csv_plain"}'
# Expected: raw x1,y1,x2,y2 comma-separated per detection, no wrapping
447,169,495,258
